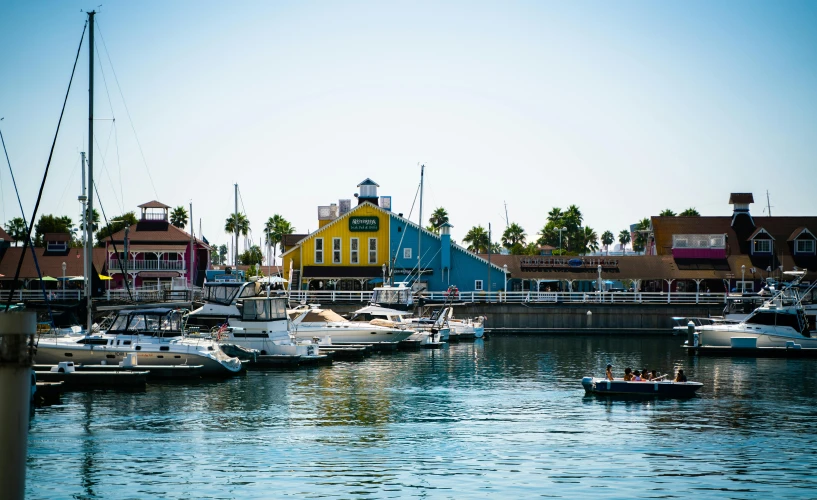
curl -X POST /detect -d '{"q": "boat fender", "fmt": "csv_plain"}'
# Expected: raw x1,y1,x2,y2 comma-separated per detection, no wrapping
654,383,659,392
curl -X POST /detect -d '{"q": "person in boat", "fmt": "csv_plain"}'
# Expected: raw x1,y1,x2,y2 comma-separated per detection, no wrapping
674,369,688,383
642,368,651,381
623,367,633,381
633,370,643,381
605,364,614,381
650,370,660,381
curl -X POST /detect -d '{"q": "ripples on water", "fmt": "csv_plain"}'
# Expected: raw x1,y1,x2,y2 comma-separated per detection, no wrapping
27,335,817,499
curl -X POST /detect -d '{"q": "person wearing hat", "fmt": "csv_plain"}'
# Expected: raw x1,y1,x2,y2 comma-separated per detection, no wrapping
605,364,614,381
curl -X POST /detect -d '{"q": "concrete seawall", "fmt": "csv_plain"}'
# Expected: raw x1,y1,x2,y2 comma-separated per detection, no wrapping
324,302,724,335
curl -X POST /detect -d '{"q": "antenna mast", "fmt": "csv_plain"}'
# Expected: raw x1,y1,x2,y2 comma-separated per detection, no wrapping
766,190,772,217
86,10,95,334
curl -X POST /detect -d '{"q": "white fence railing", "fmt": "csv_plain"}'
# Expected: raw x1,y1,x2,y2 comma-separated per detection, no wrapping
107,259,186,271
287,290,727,305
1,288,724,306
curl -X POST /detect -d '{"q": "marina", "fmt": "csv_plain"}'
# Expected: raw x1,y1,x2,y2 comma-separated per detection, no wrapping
24,335,817,498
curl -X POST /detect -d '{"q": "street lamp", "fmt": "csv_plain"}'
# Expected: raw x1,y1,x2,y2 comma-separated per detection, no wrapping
741,264,746,294
503,264,508,295
61,261,67,296
597,264,602,292
558,227,567,255
382,263,387,286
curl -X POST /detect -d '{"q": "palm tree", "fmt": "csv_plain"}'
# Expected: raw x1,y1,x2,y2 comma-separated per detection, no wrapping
5,217,28,243
659,209,676,217
427,207,449,234
463,225,490,253
264,214,295,267
225,213,250,264
618,229,631,255
601,230,614,255
502,222,526,249
239,245,264,265
547,207,563,223
170,206,189,229
679,207,700,216
218,244,228,265
580,227,599,255
633,218,651,253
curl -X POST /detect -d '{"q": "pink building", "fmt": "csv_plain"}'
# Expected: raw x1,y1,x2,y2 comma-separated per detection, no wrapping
105,201,210,290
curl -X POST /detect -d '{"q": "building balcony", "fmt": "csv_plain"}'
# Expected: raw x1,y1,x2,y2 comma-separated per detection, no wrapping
107,259,186,272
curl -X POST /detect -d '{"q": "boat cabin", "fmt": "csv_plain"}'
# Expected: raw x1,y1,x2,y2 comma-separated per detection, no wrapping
239,297,288,322
203,281,260,305
107,308,186,338
370,283,413,310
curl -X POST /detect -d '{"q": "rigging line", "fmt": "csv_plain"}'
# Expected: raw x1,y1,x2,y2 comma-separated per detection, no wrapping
0,126,55,327
114,121,124,209
3,19,87,313
93,38,116,121
53,155,82,214
93,131,125,214
93,180,134,303
94,19,160,200
390,182,421,277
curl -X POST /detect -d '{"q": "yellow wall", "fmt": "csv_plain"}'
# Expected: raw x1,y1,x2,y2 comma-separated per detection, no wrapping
301,203,390,266
282,246,301,284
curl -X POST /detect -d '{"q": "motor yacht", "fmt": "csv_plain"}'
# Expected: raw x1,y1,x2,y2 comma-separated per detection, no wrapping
288,304,415,344
35,307,243,376
689,272,817,351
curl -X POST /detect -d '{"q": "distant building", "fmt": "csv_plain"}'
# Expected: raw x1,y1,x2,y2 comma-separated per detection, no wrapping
105,201,210,290
282,179,505,292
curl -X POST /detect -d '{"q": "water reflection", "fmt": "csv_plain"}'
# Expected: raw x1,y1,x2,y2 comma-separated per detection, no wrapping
27,335,817,498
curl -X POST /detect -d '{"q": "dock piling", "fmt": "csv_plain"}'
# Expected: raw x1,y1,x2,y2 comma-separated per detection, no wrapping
0,311,36,500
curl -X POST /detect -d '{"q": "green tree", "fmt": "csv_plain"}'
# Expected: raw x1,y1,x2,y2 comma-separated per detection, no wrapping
170,206,189,229
463,225,490,253
618,229,631,255
264,214,295,266
679,207,700,216
659,209,676,217
239,245,264,265
502,222,526,250
632,218,651,253
225,213,250,238
96,212,138,247
601,230,614,255
34,214,74,246
427,207,449,234
79,208,100,233
579,227,599,255
4,217,28,243
218,244,228,265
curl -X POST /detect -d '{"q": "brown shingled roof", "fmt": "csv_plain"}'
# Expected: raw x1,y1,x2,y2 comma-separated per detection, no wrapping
283,234,307,247
137,200,171,209
0,247,107,279
107,222,208,247
788,227,815,241
728,193,754,204
0,226,14,242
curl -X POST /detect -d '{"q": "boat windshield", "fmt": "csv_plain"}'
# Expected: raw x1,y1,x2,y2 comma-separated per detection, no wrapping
242,298,287,321
204,282,259,305
372,288,412,306
109,310,184,336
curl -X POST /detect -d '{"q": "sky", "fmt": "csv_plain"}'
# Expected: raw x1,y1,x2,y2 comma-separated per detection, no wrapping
1,0,816,260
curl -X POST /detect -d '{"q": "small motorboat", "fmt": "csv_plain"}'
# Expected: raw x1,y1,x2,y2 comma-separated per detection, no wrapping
581,377,703,398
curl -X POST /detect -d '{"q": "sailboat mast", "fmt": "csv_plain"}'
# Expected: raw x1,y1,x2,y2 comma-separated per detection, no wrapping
189,201,195,290
234,183,239,266
418,164,424,282
86,11,95,333
80,151,87,300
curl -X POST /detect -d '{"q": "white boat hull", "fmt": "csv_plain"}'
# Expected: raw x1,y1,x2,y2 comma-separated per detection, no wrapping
698,325,817,349
292,324,414,344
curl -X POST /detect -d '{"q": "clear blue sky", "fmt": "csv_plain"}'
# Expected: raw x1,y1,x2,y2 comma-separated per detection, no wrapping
1,1,816,258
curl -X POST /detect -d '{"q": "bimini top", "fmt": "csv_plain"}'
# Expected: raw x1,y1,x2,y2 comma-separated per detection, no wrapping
108,308,186,337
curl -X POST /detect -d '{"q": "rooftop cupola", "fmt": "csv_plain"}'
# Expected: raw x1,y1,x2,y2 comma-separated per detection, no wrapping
355,178,380,206
729,193,755,230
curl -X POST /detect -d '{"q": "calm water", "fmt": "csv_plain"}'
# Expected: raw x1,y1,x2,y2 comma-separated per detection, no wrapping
26,335,817,499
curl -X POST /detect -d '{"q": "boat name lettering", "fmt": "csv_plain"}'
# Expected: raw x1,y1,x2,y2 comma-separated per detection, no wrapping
349,216,379,232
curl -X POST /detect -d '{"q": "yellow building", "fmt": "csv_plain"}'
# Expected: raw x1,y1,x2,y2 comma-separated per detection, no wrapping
282,179,392,291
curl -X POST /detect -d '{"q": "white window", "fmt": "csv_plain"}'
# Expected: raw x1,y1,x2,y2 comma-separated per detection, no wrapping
368,238,377,264
736,281,754,293
403,247,412,259
753,239,771,253
315,238,324,264
350,238,359,264
474,280,484,291
796,239,815,254
332,238,341,264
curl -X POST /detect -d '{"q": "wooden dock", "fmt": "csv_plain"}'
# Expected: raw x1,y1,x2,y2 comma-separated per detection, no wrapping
34,369,148,390
34,364,204,380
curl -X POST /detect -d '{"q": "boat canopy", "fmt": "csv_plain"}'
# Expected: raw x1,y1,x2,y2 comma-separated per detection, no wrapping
203,281,260,305
108,308,185,336
241,297,287,322
298,309,347,323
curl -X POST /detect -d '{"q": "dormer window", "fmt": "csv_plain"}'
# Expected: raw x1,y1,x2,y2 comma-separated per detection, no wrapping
753,239,771,254
46,240,68,252
796,240,815,254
